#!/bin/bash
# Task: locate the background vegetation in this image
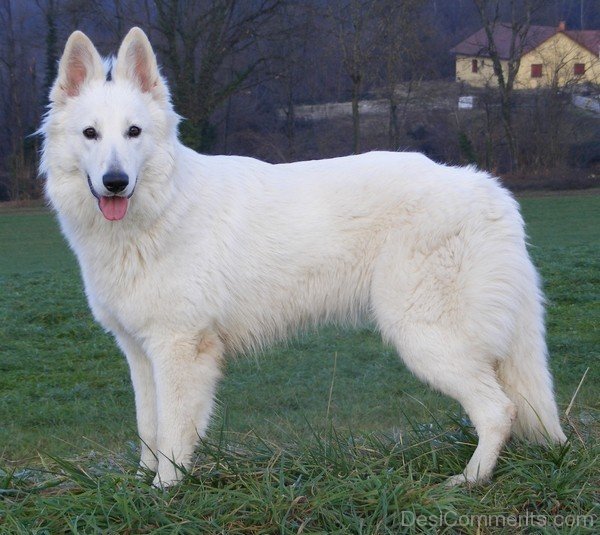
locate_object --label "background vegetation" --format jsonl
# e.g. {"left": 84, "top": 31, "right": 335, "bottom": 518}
{"left": 1, "top": 0, "right": 599, "bottom": 201}
{"left": 0, "top": 193, "right": 598, "bottom": 532}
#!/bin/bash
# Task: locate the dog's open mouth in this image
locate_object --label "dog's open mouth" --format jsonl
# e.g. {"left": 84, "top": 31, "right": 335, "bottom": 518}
{"left": 87, "top": 175, "right": 131, "bottom": 221}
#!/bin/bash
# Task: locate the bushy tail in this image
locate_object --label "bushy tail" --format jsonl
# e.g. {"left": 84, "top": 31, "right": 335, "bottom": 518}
{"left": 498, "top": 294, "right": 567, "bottom": 444}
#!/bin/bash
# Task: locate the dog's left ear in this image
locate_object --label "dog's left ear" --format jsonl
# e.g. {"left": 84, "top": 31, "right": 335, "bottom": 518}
{"left": 114, "top": 27, "right": 167, "bottom": 100}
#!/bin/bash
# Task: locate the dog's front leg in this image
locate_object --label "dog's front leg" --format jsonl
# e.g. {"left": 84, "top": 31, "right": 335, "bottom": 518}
{"left": 114, "top": 330, "right": 158, "bottom": 475}
{"left": 147, "top": 332, "right": 223, "bottom": 488}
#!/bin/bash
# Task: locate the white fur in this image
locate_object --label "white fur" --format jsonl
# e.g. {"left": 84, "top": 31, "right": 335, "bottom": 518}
{"left": 40, "top": 28, "right": 566, "bottom": 487}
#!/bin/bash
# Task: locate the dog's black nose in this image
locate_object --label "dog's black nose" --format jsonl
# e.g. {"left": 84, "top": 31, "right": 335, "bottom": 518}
{"left": 102, "top": 171, "right": 129, "bottom": 193}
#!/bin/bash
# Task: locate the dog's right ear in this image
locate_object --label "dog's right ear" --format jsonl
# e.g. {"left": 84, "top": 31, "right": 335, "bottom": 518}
{"left": 51, "top": 31, "right": 104, "bottom": 104}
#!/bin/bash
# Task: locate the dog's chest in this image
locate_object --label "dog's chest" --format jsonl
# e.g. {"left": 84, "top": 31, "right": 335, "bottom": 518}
{"left": 82, "top": 240, "right": 170, "bottom": 333}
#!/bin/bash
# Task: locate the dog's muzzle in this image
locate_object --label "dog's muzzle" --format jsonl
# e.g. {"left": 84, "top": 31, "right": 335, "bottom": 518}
{"left": 86, "top": 173, "right": 133, "bottom": 221}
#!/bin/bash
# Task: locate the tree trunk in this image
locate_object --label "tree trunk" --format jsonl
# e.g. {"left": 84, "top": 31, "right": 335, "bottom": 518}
{"left": 351, "top": 74, "right": 361, "bottom": 154}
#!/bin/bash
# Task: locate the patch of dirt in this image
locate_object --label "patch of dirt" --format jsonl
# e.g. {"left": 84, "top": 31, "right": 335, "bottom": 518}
{"left": 0, "top": 199, "right": 49, "bottom": 214}
{"left": 515, "top": 187, "right": 600, "bottom": 198}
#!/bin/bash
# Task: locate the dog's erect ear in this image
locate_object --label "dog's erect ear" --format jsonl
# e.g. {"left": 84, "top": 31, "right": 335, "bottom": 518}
{"left": 52, "top": 31, "right": 104, "bottom": 103}
{"left": 114, "top": 27, "right": 166, "bottom": 100}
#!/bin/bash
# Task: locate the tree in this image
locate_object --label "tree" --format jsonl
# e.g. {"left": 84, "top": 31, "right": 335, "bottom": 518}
{"left": 472, "top": 0, "right": 542, "bottom": 170}
{"left": 147, "top": 0, "right": 282, "bottom": 153}
{"left": 269, "top": 2, "right": 313, "bottom": 160}
{"left": 374, "top": 0, "right": 427, "bottom": 150}
{"left": 35, "top": 0, "right": 59, "bottom": 103}
{"left": 520, "top": 34, "right": 595, "bottom": 171}
{"left": 328, "top": 0, "right": 380, "bottom": 154}
{"left": 0, "top": 0, "right": 39, "bottom": 200}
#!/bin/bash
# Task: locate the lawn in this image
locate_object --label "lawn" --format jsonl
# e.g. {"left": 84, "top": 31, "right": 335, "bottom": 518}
{"left": 0, "top": 194, "right": 598, "bottom": 533}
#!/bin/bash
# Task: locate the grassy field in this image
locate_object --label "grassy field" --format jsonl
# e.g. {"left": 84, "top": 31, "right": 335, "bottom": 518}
{"left": 0, "top": 194, "right": 598, "bottom": 533}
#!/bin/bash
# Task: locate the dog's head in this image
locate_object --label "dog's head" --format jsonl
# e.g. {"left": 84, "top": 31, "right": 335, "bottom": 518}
{"left": 41, "top": 28, "right": 179, "bottom": 222}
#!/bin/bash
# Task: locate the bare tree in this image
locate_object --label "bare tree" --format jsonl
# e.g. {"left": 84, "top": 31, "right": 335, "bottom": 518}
{"left": 0, "top": 0, "right": 39, "bottom": 200}
{"left": 270, "top": 2, "right": 313, "bottom": 160}
{"left": 374, "top": 0, "right": 427, "bottom": 150}
{"left": 145, "top": 0, "right": 282, "bottom": 153}
{"left": 472, "top": 0, "right": 542, "bottom": 170}
{"left": 328, "top": 0, "right": 380, "bottom": 154}
{"left": 521, "top": 35, "right": 594, "bottom": 171}
{"left": 36, "top": 0, "right": 59, "bottom": 103}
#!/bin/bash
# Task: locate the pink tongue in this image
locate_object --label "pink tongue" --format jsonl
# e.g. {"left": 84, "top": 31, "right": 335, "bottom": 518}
{"left": 99, "top": 196, "right": 129, "bottom": 221}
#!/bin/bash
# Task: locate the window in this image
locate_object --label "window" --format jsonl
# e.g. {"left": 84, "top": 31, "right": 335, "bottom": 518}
{"left": 574, "top": 63, "right": 585, "bottom": 76}
{"left": 531, "top": 64, "right": 543, "bottom": 78}
{"left": 472, "top": 59, "right": 478, "bottom": 73}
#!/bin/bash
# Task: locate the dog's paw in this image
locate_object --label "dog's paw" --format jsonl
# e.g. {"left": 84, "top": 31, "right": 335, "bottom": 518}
{"left": 444, "top": 472, "right": 490, "bottom": 487}
{"left": 444, "top": 473, "right": 469, "bottom": 487}
{"left": 151, "top": 466, "right": 184, "bottom": 489}
{"left": 152, "top": 474, "right": 178, "bottom": 490}
{"left": 135, "top": 468, "right": 155, "bottom": 483}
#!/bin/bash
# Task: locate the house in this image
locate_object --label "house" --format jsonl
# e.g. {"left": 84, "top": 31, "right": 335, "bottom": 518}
{"left": 450, "top": 22, "right": 600, "bottom": 89}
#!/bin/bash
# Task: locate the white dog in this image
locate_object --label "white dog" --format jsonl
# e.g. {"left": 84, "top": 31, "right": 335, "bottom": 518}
{"left": 40, "top": 28, "right": 566, "bottom": 487}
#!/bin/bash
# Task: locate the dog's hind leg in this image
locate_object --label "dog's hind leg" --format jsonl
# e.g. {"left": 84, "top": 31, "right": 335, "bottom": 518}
{"left": 383, "top": 324, "right": 516, "bottom": 485}
{"left": 114, "top": 330, "right": 158, "bottom": 475}
{"left": 146, "top": 332, "right": 224, "bottom": 488}
{"left": 371, "top": 219, "right": 524, "bottom": 484}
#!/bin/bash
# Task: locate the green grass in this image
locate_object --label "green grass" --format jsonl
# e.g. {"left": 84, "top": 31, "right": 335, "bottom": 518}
{"left": 0, "top": 194, "right": 598, "bottom": 533}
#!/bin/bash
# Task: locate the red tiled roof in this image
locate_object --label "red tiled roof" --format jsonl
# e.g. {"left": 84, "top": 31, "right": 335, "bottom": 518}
{"left": 451, "top": 24, "right": 600, "bottom": 59}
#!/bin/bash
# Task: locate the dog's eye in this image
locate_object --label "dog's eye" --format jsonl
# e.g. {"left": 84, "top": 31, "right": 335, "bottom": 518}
{"left": 127, "top": 126, "right": 142, "bottom": 138}
{"left": 83, "top": 127, "right": 98, "bottom": 140}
